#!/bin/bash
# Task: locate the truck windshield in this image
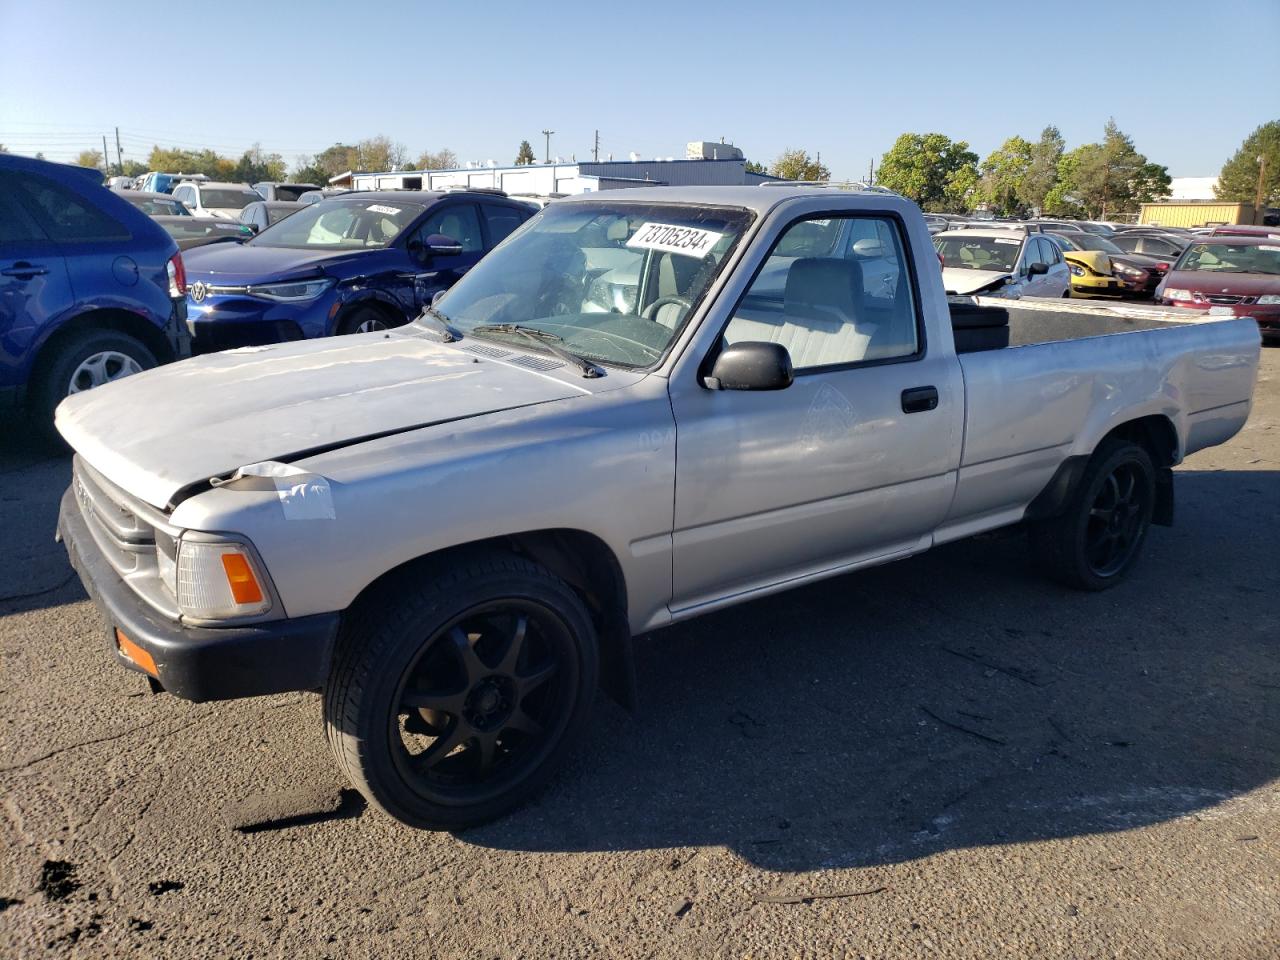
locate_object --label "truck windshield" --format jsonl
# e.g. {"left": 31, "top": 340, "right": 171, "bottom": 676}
{"left": 200, "top": 189, "right": 261, "bottom": 210}
{"left": 428, "top": 201, "right": 755, "bottom": 369}
{"left": 1178, "top": 242, "right": 1280, "bottom": 276}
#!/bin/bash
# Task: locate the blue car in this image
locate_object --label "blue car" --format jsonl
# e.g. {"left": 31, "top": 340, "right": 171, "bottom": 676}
{"left": 182, "top": 190, "right": 536, "bottom": 350}
{"left": 0, "top": 155, "right": 190, "bottom": 423}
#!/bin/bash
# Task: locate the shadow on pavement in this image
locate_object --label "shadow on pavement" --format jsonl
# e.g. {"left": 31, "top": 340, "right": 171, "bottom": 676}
{"left": 467, "top": 469, "right": 1280, "bottom": 870}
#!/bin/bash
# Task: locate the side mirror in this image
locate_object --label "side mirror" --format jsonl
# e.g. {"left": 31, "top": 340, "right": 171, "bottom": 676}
{"left": 1027, "top": 261, "right": 1049, "bottom": 276}
{"left": 426, "top": 233, "right": 463, "bottom": 256}
{"left": 706, "top": 341, "right": 793, "bottom": 391}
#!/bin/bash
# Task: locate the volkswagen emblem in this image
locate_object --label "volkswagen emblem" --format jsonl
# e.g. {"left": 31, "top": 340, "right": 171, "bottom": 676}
{"left": 191, "top": 281, "right": 208, "bottom": 303}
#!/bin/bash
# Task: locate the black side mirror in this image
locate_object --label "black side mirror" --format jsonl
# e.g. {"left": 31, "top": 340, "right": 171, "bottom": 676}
{"left": 1027, "top": 261, "right": 1049, "bottom": 276}
{"left": 706, "top": 341, "right": 793, "bottom": 391}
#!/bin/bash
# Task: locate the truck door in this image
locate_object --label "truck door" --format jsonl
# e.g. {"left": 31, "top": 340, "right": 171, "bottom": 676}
{"left": 667, "top": 212, "right": 964, "bottom": 611}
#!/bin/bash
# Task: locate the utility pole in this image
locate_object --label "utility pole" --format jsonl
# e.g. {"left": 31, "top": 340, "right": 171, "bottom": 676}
{"left": 593, "top": 129, "right": 599, "bottom": 163}
{"left": 868, "top": 157, "right": 875, "bottom": 184}
{"left": 541, "top": 129, "right": 554, "bottom": 164}
{"left": 102, "top": 135, "right": 110, "bottom": 174}
{"left": 115, "top": 127, "right": 123, "bottom": 174}
{"left": 1256, "top": 154, "right": 1268, "bottom": 224}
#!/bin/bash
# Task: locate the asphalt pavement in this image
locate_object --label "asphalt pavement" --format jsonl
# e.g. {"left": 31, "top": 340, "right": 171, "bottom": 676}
{"left": 1, "top": 349, "right": 1277, "bottom": 959}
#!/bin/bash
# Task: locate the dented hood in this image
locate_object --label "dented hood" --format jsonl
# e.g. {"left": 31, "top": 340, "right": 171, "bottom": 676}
{"left": 941, "top": 268, "right": 1012, "bottom": 296}
{"left": 55, "top": 331, "right": 604, "bottom": 509}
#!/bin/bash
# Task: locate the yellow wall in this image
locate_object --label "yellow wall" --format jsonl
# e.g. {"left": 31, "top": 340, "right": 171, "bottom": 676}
{"left": 1139, "top": 202, "right": 1254, "bottom": 227}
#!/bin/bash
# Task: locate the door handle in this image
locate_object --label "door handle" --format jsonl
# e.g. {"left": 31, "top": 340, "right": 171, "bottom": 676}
{"left": 901, "top": 386, "right": 939, "bottom": 414}
{"left": 1, "top": 263, "right": 48, "bottom": 279}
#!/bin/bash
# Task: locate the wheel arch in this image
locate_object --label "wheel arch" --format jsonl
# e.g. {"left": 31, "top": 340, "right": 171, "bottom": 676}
{"left": 331, "top": 293, "right": 409, "bottom": 335}
{"left": 29, "top": 307, "right": 174, "bottom": 399}
{"left": 1027, "top": 413, "right": 1179, "bottom": 527}
{"left": 344, "top": 528, "right": 636, "bottom": 710}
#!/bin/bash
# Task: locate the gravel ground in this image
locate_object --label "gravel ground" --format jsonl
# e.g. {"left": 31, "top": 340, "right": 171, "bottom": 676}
{"left": 1, "top": 348, "right": 1277, "bottom": 959}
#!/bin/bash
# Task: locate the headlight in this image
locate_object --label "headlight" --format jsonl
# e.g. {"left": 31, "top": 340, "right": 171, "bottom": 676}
{"left": 248, "top": 278, "right": 336, "bottom": 302}
{"left": 1069, "top": 264, "right": 1085, "bottom": 277}
{"left": 1111, "top": 263, "right": 1143, "bottom": 277}
{"left": 1257, "top": 294, "right": 1280, "bottom": 304}
{"left": 1162, "top": 288, "right": 1192, "bottom": 300}
{"left": 175, "top": 536, "right": 273, "bottom": 620}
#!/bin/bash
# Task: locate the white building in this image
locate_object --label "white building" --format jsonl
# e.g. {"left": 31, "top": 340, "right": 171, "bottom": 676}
{"left": 1168, "top": 177, "right": 1219, "bottom": 201}
{"left": 337, "top": 142, "right": 773, "bottom": 195}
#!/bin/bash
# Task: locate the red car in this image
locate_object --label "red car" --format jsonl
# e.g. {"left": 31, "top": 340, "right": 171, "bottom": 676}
{"left": 1156, "top": 236, "right": 1280, "bottom": 342}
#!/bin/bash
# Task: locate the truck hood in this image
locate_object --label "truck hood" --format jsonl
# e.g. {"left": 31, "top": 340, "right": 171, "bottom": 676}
{"left": 183, "top": 242, "right": 363, "bottom": 283}
{"left": 55, "top": 331, "right": 602, "bottom": 509}
{"left": 941, "top": 268, "right": 1012, "bottom": 296}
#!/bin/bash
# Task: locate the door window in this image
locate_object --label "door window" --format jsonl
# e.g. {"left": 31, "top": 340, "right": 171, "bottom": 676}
{"left": 480, "top": 203, "right": 526, "bottom": 247}
{"left": 418, "top": 203, "right": 483, "bottom": 253}
{"left": 0, "top": 186, "right": 48, "bottom": 243}
{"left": 722, "top": 214, "right": 920, "bottom": 370}
{"left": 12, "top": 173, "right": 129, "bottom": 241}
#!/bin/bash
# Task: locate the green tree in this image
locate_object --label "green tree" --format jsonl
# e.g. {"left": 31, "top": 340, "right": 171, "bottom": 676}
{"left": 232, "top": 143, "right": 288, "bottom": 183}
{"left": 975, "top": 135, "right": 1033, "bottom": 217}
{"left": 313, "top": 143, "right": 359, "bottom": 177}
{"left": 515, "top": 140, "right": 535, "bottom": 165}
{"left": 147, "top": 146, "right": 234, "bottom": 178}
{"left": 355, "top": 135, "right": 408, "bottom": 172}
{"left": 744, "top": 159, "right": 767, "bottom": 175}
{"left": 877, "top": 133, "right": 979, "bottom": 212}
{"left": 1053, "top": 120, "right": 1170, "bottom": 219}
{"left": 120, "top": 159, "right": 147, "bottom": 178}
{"left": 769, "top": 148, "right": 830, "bottom": 182}
{"left": 1020, "top": 125, "right": 1065, "bottom": 214}
{"left": 292, "top": 163, "right": 329, "bottom": 186}
{"left": 1215, "top": 120, "right": 1280, "bottom": 208}
{"left": 75, "top": 149, "right": 104, "bottom": 170}
{"left": 415, "top": 148, "right": 458, "bottom": 170}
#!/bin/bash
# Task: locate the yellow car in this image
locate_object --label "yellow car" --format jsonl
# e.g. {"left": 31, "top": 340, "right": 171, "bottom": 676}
{"left": 1045, "top": 234, "right": 1125, "bottom": 296}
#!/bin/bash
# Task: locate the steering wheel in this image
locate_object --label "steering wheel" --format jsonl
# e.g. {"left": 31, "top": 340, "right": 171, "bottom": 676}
{"left": 642, "top": 296, "right": 692, "bottom": 323}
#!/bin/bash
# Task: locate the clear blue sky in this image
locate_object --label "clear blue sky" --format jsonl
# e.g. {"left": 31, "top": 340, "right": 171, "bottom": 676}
{"left": 2, "top": 0, "right": 1277, "bottom": 178}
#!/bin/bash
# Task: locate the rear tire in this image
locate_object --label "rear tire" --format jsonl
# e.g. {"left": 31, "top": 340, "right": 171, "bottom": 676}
{"left": 324, "top": 553, "right": 599, "bottom": 829}
{"left": 32, "top": 328, "right": 157, "bottom": 426}
{"left": 1029, "top": 438, "right": 1155, "bottom": 591}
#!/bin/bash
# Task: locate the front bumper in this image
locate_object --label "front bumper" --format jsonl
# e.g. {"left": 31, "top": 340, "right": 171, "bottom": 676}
{"left": 58, "top": 487, "right": 340, "bottom": 702}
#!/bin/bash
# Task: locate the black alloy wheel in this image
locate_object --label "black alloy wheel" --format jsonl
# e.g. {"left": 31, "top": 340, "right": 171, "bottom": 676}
{"left": 391, "top": 601, "right": 576, "bottom": 804}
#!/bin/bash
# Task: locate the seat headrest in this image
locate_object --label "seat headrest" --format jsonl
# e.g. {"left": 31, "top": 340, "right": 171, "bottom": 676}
{"left": 785, "top": 258, "right": 864, "bottom": 321}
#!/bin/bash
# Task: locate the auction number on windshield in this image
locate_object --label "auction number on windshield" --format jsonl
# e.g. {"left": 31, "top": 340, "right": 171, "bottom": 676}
{"left": 627, "top": 222, "right": 723, "bottom": 258}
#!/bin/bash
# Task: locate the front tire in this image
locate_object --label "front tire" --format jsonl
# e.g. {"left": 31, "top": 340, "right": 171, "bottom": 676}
{"left": 324, "top": 554, "right": 599, "bottom": 829}
{"left": 1029, "top": 438, "right": 1156, "bottom": 591}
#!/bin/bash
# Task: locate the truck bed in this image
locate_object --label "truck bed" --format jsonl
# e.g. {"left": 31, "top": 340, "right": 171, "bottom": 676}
{"left": 953, "top": 295, "right": 1230, "bottom": 347}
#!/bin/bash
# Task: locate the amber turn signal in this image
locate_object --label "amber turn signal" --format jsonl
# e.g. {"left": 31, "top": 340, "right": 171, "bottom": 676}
{"left": 220, "top": 552, "right": 265, "bottom": 605}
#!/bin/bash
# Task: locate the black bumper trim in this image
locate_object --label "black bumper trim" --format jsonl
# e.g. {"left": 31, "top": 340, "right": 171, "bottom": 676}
{"left": 58, "top": 488, "right": 340, "bottom": 702}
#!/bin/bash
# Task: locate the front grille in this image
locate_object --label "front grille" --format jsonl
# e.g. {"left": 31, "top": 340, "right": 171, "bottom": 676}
{"left": 1205, "top": 294, "right": 1249, "bottom": 305}
{"left": 73, "top": 457, "right": 180, "bottom": 618}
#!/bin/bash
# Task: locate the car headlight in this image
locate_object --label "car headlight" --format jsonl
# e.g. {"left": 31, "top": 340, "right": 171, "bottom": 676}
{"left": 1257, "top": 294, "right": 1280, "bottom": 304}
{"left": 175, "top": 536, "right": 273, "bottom": 620}
{"left": 1069, "top": 264, "right": 1085, "bottom": 277}
{"left": 1162, "top": 288, "right": 1192, "bottom": 300}
{"left": 1111, "top": 263, "right": 1143, "bottom": 277}
{"left": 248, "top": 278, "right": 336, "bottom": 302}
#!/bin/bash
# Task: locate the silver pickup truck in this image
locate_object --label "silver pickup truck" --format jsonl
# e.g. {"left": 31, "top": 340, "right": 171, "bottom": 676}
{"left": 55, "top": 186, "right": 1261, "bottom": 829}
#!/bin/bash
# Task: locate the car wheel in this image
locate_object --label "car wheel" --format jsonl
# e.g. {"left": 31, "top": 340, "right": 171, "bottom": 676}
{"left": 324, "top": 553, "right": 599, "bottom": 829}
{"left": 1029, "top": 438, "right": 1156, "bottom": 591}
{"left": 34, "top": 329, "right": 157, "bottom": 425}
{"left": 337, "top": 305, "right": 400, "bottom": 335}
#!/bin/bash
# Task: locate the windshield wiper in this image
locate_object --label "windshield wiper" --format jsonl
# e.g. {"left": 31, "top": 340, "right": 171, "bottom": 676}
{"left": 470, "top": 323, "right": 603, "bottom": 379}
{"left": 418, "top": 305, "right": 459, "bottom": 342}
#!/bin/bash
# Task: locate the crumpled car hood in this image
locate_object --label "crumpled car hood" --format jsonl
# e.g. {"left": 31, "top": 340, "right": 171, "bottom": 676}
{"left": 55, "top": 331, "right": 603, "bottom": 509}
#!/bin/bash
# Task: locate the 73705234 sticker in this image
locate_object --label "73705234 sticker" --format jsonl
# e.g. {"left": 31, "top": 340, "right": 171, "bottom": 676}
{"left": 626, "top": 222, "right": 723, "bottom": 258}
